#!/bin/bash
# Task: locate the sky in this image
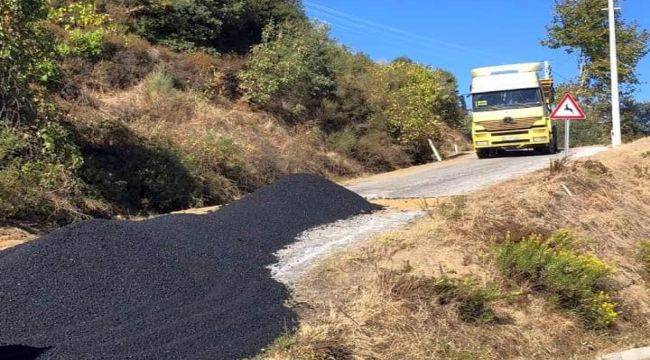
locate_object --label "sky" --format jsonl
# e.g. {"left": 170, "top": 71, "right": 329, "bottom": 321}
{"left": 304, "top": 0, "right": 650, "bottom": 102}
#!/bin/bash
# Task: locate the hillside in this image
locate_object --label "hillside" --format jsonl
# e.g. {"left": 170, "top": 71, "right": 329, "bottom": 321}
{"left": 265, "top": 138, "right": 650, "bottom": 359}
{"left": 1, "top": 0, "right": 469, "bottom": 228}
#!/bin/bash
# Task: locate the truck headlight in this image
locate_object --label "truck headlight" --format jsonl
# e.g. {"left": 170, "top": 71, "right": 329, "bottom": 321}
{"left": 475, "top": 141, "right": 489, "bottom": 146}
{"left": 533, "top": 137, "right": 547, "bottom": 142}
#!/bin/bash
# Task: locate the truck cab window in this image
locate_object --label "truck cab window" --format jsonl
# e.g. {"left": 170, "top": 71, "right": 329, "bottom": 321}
{"left": 473, "top": 88, "right": 541, "bottom": 111}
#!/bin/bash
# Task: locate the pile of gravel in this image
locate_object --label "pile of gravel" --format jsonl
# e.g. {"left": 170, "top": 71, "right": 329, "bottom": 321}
{"left": 0, "top": 174, "right": 378, "bottom": 360}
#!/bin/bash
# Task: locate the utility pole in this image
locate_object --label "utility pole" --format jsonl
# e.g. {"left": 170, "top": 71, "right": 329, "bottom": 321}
{"left": 607, "top": 0, "right": 622, "bottom": 147}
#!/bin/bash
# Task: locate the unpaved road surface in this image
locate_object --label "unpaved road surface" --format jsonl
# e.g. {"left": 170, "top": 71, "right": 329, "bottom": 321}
{"left": 346, "top": 146, "right": 607, "bottom": 199}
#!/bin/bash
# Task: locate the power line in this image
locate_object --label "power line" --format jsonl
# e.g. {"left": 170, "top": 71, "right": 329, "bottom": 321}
{"left": 305, "top": 1, "right": 507, "bottom": 62}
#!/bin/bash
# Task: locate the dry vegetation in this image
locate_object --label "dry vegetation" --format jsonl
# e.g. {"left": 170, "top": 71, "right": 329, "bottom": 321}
{"left": 265, "top": 138, "right": 650, "bottom": 360}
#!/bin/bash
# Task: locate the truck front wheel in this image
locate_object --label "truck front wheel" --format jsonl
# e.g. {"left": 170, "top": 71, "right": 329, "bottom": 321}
{"left": 476, "top": 148, "right": 491, "bottom": 159}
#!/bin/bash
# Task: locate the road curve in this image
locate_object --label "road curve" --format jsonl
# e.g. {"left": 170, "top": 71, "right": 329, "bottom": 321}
{"left": 346, "top": 146, "right": 608, "bottom": 199}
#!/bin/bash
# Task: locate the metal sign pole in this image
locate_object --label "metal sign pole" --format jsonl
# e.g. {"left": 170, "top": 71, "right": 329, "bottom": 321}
{"left": 564, "top": 119, "right": 570, "bottom": 156}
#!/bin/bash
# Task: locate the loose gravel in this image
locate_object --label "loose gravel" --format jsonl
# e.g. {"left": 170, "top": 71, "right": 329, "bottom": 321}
{"left": 0, "top": 174, "right": 378, "bottom": 360}
{"left": 269, "top": 210, "right": 424, "bottom": 286}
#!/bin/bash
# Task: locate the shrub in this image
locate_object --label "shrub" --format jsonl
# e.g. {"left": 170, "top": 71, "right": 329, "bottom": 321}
{"left": 0, "top": 122, "right": 84, "bottom": 222}
{"left": 58, "top": 28, "right": 107, "bottom": 59}
{"left": 130, "top": 0, "right": 304, "bottom": 53}
{"left": 431, "top": 276, "right": 500, "bottom": 323}
{"left": 91, "top": 34, "right": 154, "bottom": 89}
{"left": 48, "top": 1, "right": 110, "bottom": 30}
{"left": 239, "top": 21, "right": 338, "bottom": 121}
{"left": 144, "top": 68, "right": 175, "bottom": 96}
{"left": 352, "top": 130, "right": 411, "bottom": 171}
{"left": 369, "top": 60, "right": 463, "bottom": 144}
{"left": 75, "top": 120, "right": 201, "bottom": 213}
{"left": 496, "top": 230, "right": 617, "bottom": 328}
{"left": 1, "top": 0, "right": 57, "bottom": 124}
{"left": 327, "top": 128, "right": 356, "bottom": 155}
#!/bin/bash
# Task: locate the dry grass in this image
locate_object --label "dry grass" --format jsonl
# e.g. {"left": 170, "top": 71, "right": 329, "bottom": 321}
{"left": 265, "top": 138, "right": 650, "bottom": 360}
{"left": 81, "top": 76, "right": 365, "bottom": 206}
{"left": 0, "top": 227, "right": 38, "bottom": 250}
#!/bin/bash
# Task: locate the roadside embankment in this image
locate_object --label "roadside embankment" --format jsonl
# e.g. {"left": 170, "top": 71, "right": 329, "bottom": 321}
{"left": 264, "top": 138, "right": 650, "bottom": 360}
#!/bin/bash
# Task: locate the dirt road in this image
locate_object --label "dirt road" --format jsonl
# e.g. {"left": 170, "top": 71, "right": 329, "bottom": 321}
{"left": 346, "top": 146, "right": 607, "bottom": 199}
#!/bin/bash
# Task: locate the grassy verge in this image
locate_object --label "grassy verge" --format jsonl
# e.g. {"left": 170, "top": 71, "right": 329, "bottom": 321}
{"left": 264, "top": 138, "right": 650, "bottom": 360}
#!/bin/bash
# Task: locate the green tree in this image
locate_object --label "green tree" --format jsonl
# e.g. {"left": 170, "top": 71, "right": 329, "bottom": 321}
{"left": 543, "top": 0, "right": 648, "bottom": 94}
{"left": 239, "top": 20, "right": 338, "bottom": 121}
{"left": 369, "top": 60, "right": 463, "bottom": 144}
{"left": 130, "top": 0, "right": 304, "bottom": 53}
{"left": 0, "top": 0, "right": 57, "bottom": 124}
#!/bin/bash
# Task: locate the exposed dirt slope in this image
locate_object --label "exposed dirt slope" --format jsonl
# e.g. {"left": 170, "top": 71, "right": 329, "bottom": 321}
{"left": 266, "top": 138, "right": 650, "bottom": 360}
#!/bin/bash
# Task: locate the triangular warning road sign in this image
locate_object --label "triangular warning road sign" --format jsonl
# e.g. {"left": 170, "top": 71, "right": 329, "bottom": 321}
{"left": 551, "top": 93, "right": 586, "bottom": 120}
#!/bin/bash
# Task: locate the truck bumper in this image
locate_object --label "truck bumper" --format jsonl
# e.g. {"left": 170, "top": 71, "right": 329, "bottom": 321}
{"left": 472, "top": 127, "right": 551, "bottom": 149}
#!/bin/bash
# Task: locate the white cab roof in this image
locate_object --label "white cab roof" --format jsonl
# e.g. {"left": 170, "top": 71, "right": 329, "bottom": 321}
{"left": 471, "top": 62, "right": 548, "bottom": 94}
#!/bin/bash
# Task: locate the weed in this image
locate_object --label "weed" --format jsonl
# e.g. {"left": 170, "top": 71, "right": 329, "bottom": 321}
{"left": 437, "top": 196, "right": 467, "bottom": 220}
{"left": 431, "top": 276, "right": 500, "bottom": 323}
{"left": 496, "top": 230, "right": 617, "bottom": 328}
{"left": 633, "top": 164, "right": 649, "bottom": 179}
{"left": 582, "top": 160, "right": 609, "bottom": 176}
{"left": 639, "top": 240, "right": 650, "bottom": 271}
{"left": 549, "top": 156, "right": 568, "bottom": 175}
{"left": 144, "top": 68, "right": 175, "bottom": 96}
{"left": 327, "top": 128, "right": 356, "bottom": 155}
{"left": 58, "top": 28, "right": 106, "bottom": 59}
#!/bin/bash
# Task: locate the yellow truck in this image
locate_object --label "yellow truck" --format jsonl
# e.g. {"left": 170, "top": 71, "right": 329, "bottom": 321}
{"left": 470, "top": 62, "right": 558, "bottom": 158}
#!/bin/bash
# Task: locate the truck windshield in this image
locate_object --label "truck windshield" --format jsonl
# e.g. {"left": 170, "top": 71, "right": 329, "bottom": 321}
{"left": 473, "top": 88, "right": 541, "bottom": 111}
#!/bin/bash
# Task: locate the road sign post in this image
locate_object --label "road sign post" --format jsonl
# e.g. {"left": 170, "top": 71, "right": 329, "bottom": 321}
{"left": 564, "top": 119, "right": 570, "bottom": 156}
{"left": 550, "top": 93, "right": 586, "bottom": 157}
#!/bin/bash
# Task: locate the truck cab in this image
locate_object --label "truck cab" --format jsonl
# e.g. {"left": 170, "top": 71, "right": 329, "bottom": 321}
{"left": 470, "top": 62, "right": 557, "bottom": 158}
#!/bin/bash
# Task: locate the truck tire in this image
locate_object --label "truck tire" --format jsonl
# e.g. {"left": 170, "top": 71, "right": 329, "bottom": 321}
{"left": 476, "top": 148, "right": 491, "bottom": 159}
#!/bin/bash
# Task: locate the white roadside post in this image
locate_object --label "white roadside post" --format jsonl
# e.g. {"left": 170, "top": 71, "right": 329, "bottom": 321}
{"left": 551, "top": 93, "right": 586, "bottom": 156}
{"left": 607, "top": 0, "right": 622, "bottom": 147}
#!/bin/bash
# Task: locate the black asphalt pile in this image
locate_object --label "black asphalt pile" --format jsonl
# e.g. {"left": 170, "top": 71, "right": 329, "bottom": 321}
{"left": 0, "top": 174, "right": 378, "bottom": 360}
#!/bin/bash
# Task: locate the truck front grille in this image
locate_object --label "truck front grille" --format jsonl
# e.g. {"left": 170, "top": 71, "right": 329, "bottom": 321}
{"left": 477, "top": 117, "right": 540, "bottom": 131}
{"left": 492, "top": 139, "right": 530, "bottom": 145}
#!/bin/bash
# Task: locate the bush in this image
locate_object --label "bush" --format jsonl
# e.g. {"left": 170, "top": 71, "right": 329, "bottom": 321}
{"left": 1, "top": 0, "right": 58, "bottom": 124}
{"left": 327, "top": 128, "right": 356, "bottom": 155}
{"left": 431, "top": 276, "right": 500, "bottom": 323}
{"left": 48, "top": 1, "right": 110, "bottom": 30}
{"left": 239, "top": 21, "right": 337, "bottom": 121}
{"left": 130, "top": 0, "right": 304, "bottom": 53}
{"left": 91, "top": 34, "right": 154, "bottom": 89}
{"left": 58, "top": 28, "right": 107, "bottom": 59}
{"left": 369, "top": 60, "right": 463, "bottom": 144}
{"left": 75, "top": 120, "right": 201, "bottom": 213}
{"left": 352, "top": 130, "right": 411, "bottom": 171}
{"left": 496, "top": 230, "right": 617, "bottom": 328}
{"left": 144, "top": 68, "right": 175, "bottom": 96}
{"left": 0, "top": 123, "right": 84, "bottom": 222}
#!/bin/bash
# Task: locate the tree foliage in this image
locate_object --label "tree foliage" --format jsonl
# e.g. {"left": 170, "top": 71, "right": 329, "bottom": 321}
{"left": 370, "top": 60, "right": 462, "bottom": 143}
{"left": 130, "top": 0, "right": 305, "bottom": 53}
{"left": 543, "top": 0, "right": 649, "bottom": 93}
{"left": 239, "top": 21, "right": 337, "bottom": 120}
{"left": 0, "top": 0, "right": 57, "bottom": 124}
